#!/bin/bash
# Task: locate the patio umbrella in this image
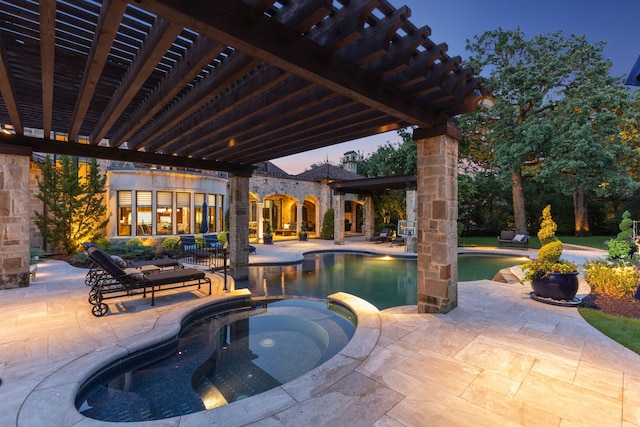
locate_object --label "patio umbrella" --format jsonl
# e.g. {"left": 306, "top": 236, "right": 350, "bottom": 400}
{"left": 199, "top": 201, "right": 209, "bottom": 233}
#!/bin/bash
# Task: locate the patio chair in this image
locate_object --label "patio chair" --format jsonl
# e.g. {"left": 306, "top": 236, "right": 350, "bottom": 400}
{"left": 83, "top": 243, "right": 211, "bottom": 317}
{"left": 204, "top": 234, "right": 223, "bottom": 250}
{"left": 370, "top": 228, "right": 391, "bottom": 243}
{"left": 178, "top": 235, "right": 212, "bottom": 263}
{"left": 390, "top": 235, "right": 405, "bottom": 246}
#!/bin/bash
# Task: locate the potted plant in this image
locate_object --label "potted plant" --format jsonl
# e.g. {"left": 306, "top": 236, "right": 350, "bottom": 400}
{"left": 299, "top": 221, "right": 308, "bottom": 241}
{"left": 263, "top": 221, "right": 273, "bottom": 244}
{"left": 521, "top": 205, "right": 579, "bottom": 302}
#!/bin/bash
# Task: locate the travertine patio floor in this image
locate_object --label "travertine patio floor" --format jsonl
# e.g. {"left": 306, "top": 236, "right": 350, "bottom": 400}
{"left": 1, "top": 237, "right": 639, "bottom": 426}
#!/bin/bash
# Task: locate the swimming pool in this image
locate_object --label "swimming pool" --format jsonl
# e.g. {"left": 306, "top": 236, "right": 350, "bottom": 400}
{"left": 75, "top": 298, "right": 356, "bottom": 422}
{"left": 239, "top": 252, "right": 528, "bottom": 309}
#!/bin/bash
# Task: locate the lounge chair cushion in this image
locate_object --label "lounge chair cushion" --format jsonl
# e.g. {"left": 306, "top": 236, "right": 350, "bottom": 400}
{"left": 111, "top": 255, "right": 127, "bottom": 268}
{"left": 123, "top": 267, "right": 144, "bottom": 279}
{"left": 513, "top": 233, "right": 527, "bottom": 242}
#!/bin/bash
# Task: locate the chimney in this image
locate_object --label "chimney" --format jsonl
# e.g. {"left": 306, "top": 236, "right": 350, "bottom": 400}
{"left": 342, "top": 151, "right": 358, "bottom": 173}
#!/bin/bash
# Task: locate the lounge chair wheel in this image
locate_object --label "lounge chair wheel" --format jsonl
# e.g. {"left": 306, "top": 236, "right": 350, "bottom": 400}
{"left": 88, "top": 292, "right": 103, "bottom": 305}
{"left": 92, "top": 303, "right": 109, "bottom": 317}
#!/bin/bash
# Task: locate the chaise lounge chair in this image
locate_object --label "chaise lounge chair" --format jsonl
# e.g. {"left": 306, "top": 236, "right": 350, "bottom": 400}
{"left": 370, "top": 228, "right": 391, "bottom": 243}
{"left": 83, "top": 243, "right": 211, "bottom": 317}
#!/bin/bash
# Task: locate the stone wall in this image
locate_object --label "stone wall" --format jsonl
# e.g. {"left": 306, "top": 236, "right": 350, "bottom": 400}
{"left": 0, "top": 154, "right": 31, "bottom": 289}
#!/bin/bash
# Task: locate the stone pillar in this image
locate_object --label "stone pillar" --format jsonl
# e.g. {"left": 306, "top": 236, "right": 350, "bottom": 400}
{"left": 414, "top": 123, "right": 461, "bottom": 313}
{"left": 333, "top": 192, "right": 345, "bottom": 245}
{"left": 296, "top": 203, "right": 303, "bottom": 234}
{"left": 256, "top": 202, "right": 264, "bottom": 240}
{"left": 406, "top": 188, "right": 417, "bottom": 224}
{"left": 364, "top": 196, "right": 374, "bottom": 240}
{"left": 229, "top": 174, "right": 250, "bottom": 280}
{"left": 0, "top": 153, "right": 31, "bottom": 289}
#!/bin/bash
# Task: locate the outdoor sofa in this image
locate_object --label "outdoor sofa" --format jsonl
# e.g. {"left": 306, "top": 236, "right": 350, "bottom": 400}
{"left": 497, "top": 230, "right": 529, "bottom": 249}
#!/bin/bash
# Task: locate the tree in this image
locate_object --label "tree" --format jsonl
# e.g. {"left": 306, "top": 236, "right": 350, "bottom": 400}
{"left": 462, "top": 29, "right": 627, "bottom": 233}
{"left": 35, "top": 156, "right": 109, "bottom": 254}
{"left": 539, "top": 63, "right": 640, "bottom": 235}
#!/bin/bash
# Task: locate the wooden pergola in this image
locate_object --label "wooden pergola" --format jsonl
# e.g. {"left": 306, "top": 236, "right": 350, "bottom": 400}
{"left": 0, "top": 0, "right": 487, "bottom": 168}
{"left": 0, "top": 0, "right": 489, "bottom": 313}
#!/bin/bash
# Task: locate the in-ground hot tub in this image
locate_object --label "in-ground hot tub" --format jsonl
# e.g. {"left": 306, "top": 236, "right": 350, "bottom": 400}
{"left": 76, "top": 298, "right": 356, "bottom": 422}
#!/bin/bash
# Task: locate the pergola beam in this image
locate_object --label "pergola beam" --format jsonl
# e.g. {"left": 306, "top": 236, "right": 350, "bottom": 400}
{"left": 0, "top": 134, "right": 255, "bottom": 175}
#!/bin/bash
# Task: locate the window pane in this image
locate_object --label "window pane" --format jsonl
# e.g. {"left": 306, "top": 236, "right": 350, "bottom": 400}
{"left": 156, "top": 191, "right": 173, "bottom": 235}
{"left": 217, "top": 194, "right": 224, "bottom": 231}
{"left": 176, "top": 192, "right": 190, "bottom": 206}
{"left": 176, "top": 192, "right": 190, "bottom": 234}
{"left": 117, "top": 191, "right": 132, "bottom": 236}
{"left": 195, "top": 193, "right": 205, "bottom": 232}
{"left": 136, "top": 191, "right": 152, "bottom": 236}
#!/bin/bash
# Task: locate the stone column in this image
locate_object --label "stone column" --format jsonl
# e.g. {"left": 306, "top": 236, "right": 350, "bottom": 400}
{"left": 296, "top": 203, "right": 303, "bottom": 235}
{"left": 333, "top": 192, "right": 345, "bottom": 245}
{"left": 364, "top": 196, "right": 374, "bottom": 240}
{"left": 0, "top": 153, "right": 31, "bottom": 289}
{"left": 413, "top": 123, "right": 461, "bottom": 313}
{"left": 256, "top": 202, "right": 264, "bottom": 240}
{"left": 406, "top": 188, "right": 417, "bottom": 224}
{"left": 229, "top": 174, "right": 250, "bottom": 280}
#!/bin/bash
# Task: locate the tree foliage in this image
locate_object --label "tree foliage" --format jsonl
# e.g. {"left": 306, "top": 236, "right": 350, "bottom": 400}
{"left": 358, "top": 128, "right": 417, "bottom": 177}
{"left": 35, "top": 156, "right": 109, "bottom": 254}
{"left": 461, "top": 28, "right": 640, "bottom": 234}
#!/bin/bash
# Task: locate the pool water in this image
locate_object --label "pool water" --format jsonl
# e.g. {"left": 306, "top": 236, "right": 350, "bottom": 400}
{"left": 76, "top": 298, "right": 356, "bottom": 422}
{"left": 239, "top": 252, "right": 528, "bottom": 310}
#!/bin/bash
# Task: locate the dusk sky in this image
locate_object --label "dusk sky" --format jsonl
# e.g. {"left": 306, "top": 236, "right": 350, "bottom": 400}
{"left": 271, "top": 0, "right": 638, "bottom": 174}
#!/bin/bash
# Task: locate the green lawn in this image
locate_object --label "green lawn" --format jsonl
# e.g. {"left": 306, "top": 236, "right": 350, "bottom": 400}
{"left": 578, "top": 308, "right": 640, "bottom": 355}
{"left": 459, "top": 235, "right": 613, "bottom": 250}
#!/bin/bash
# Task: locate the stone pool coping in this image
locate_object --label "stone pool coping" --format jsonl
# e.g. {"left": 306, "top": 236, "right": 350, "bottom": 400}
{"left": 18, "top": 290, "right": 380, "bottom": 426}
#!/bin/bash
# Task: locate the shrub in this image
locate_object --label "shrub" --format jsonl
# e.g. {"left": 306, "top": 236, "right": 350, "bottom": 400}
{"left": 537, "top": 240, "right": 563, "bottom": 264}
{"left": 162, "top": 237, "right": 178, "bottom": 253}
{"left": 537, "top": 205, "right": 558, "bottom": 245}
{"left": 321, "top": 209, "right": 334, "bottom": 240}
{"left": 617, "top": 210, "right": 633, "bottom": 240}
{"left": 217, "top": 232, "right": 227, "bottom": 248}
{"left": 69, "top": 251, "right": 90, "bottom": 267}
{"left": 583, "top": 259, "right": 639, "bottom": 298}
{"left": 108, "top": 239, "right": 156, "bottom": 261}
{"left": 264, "top": 222, "right": 272, "bottom": 238}
{"left": 607, "top": 238, "right": 632, "bottom": 259}
{"left": 126, "top": 238, "right": 144, "bottom": 247}
{"left": 520, "top": 205, "right": 577, "bottom": 284}
{"left": 94, "top": 237, "right": 111, "bottom": 250}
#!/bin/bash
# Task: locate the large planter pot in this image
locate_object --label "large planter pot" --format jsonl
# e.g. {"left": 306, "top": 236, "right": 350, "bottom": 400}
{"left": 531, "top": 272, "right": 579, "bottom": 302}
{"left": 263, "top": 236, "right": 273, "bottom": 245}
